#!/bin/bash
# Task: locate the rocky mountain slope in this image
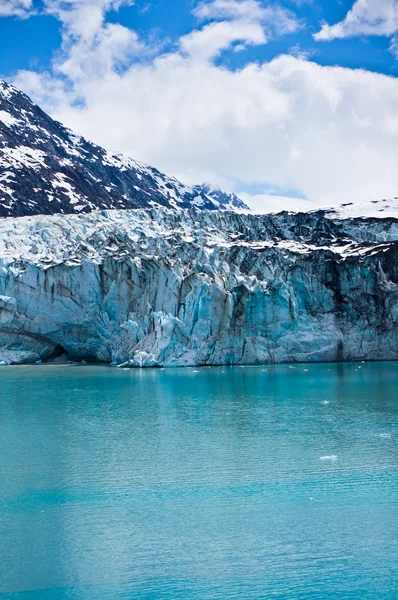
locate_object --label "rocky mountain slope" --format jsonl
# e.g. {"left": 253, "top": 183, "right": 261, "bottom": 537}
{"left": 0, "top": 79, "right": 248, "bottom": 217}
{"left": 0, "top": 208, "right": 397, "bottom": 366}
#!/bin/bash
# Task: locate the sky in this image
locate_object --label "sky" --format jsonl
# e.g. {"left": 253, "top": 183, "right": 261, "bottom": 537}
{"left": 1, "top": 0, "right": 398, "bottom": 211}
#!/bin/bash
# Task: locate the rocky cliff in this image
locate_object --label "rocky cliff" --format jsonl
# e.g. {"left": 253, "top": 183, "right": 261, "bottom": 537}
{"left": 0, "top": 79, "right": 248, "bottom": 217}
{"left": 0, "top": 209, "right": 397, "bottom": 366}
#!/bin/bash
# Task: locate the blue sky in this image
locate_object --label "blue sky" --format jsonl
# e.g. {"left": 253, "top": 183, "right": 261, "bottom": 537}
{"left": 1, "top": 0, "right": 398, "bottom": 211}
{"left": 1, "top": 1, "right": 398, "bottom": 77}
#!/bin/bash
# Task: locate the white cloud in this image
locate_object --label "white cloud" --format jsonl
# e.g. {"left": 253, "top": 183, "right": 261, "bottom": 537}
{"left": 194, "top": 0, "right": 266, "bottom": 22}
{"left": 43, "top": 0, "right": 135, "bottom": 39}
{"left": 314, "top": 0, "right": 398, "bottom": 41}
{"left": 238, "top": 193, "right": 317, "bottom": 213}
{"left": 288, "top": 43, "right": 315, "bottom": 60}
{"left": 58, "top": 22, "right": 143, "bottom": 81}
{"left": 194, "top": 0, "right": 301, "bottom": 37}
{"left": 180, "top": 20, "right": 266, "bottom": 60}
{"left": 8, "top": 0, "right": 398, "bottom": 212}
{"left": 181, "top": 1, "right": 300, "bottom": 62}
{"left": 0, "top": 0, "right": 33, "bottom": 18}
{"left": 38, "top": 1, "right": 143, "bottom": 81}
{"left": 390, "top": 33, "right": 398, "bottom": 57}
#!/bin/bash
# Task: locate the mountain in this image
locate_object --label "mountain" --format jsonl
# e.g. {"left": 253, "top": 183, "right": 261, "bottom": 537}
{"left": 192, "top": 183, "right": 248, "bottom": 211}
{"left": 0, "top": 79, "right": 249, "bottom": 217}
{"left": 1, "top": 208, "right": 397, "bottom": 366}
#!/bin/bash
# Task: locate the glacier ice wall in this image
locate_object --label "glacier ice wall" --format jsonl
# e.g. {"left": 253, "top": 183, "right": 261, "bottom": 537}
{"left": 0, "top": 209, "right": 398, "bottom": 366}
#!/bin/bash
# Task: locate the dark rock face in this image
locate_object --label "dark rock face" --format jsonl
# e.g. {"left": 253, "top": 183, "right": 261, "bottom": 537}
{"left": 0, "top": 79, "right": 248, "bottom": 217}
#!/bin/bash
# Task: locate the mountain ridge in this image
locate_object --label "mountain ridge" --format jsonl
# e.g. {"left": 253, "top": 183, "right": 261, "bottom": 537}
{"left": 0, "top": 79, "right": 249, "bottom": 218}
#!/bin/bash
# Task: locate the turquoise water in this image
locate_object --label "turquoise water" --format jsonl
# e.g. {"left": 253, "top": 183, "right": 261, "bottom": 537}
{"left": 0, "top": 363, "right": 397, "bottom": 599}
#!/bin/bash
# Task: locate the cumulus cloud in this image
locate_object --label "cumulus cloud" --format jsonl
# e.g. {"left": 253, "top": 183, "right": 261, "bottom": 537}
{"left": 180, "top": 1, "right": 300, "bottom": 62}
{"left": 58, "top": 22, "right": 144, "bottom": 81}
{"left": 194, "top": 0, "right": 301, "bottom": 37}
{"left": 39, "top": 0, "right": 143, "bottom": 81}
{"left": 43, "top": 0, "right": 135, "bottom": 37}
{"left": 0, "top": 0, "right": 33, "bottom": 18}
{"left": 314, "top": 0, "right": 398, "bottom": 41}
{"left": 7, "top": 0, "right": 398, "bottom": 211}
{"left": 180, "top": 20, "right": 266, "bottom": 59}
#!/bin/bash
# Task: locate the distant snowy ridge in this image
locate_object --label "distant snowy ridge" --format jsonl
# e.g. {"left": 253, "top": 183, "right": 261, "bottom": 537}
{"left": 0, "top": 208, "right": 397, "bottom": 366}
{"left": 0, "top": 79, "right": 248, "bottom": 217}
{"left": 318, "top": 196, "right": 398, "bottom": 220}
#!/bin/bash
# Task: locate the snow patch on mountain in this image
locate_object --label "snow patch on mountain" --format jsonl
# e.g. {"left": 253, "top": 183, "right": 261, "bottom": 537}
{"left": 0, "top": 110, "right": 20, "bottom": 127}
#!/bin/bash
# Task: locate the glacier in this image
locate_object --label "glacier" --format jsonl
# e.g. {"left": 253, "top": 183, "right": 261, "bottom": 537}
{"left": 0, "top": 208, "right": 397, "bottom": 367}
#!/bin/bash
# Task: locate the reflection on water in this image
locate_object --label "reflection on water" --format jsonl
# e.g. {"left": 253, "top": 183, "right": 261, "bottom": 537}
{"left": 0, "top": 362, "right": 397, "bottom": 599}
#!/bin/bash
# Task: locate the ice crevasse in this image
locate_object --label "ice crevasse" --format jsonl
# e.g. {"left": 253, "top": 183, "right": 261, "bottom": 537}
{"left": 0, "top": 208, "right": 397, "bottom": 366}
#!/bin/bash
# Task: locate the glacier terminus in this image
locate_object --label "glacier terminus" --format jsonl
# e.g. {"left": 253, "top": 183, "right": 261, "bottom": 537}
{"left": 0, "top": 208, "right": 397, "bottom": 367}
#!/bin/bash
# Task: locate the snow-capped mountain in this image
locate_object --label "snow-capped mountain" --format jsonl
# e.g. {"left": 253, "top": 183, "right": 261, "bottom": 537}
{"left": 192, "top": 183, "right": 248, "bottom": 211}
{"left": 0, "top": 79, "right": 248, "bottom": 217}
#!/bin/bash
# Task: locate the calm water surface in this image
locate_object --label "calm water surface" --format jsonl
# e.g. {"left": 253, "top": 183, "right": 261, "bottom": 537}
{"left": 0, "top": 363, "right": 397, "bottom": 599}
